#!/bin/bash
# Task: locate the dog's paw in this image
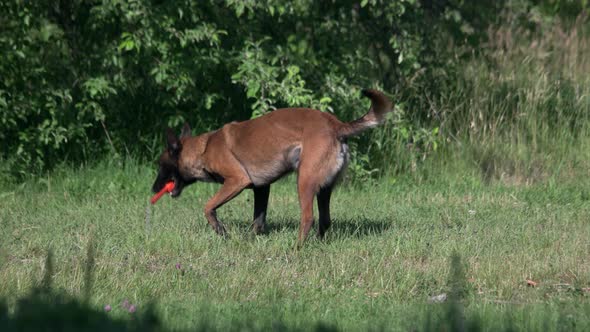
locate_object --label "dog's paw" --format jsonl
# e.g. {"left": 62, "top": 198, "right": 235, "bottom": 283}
{"left": 252, "top": 222, "right": 266, "bottom": 235}
{"left": 214, "top": 223, "right": 228, "bottom": 238}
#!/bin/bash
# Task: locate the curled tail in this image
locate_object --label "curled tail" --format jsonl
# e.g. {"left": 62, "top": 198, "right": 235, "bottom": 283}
{"left": 338, "top": 89, "right": 393, "bottom": 139}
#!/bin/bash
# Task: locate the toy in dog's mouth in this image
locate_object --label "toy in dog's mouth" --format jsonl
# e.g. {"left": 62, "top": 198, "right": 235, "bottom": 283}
{"left": 150, "top": 181, "right": 175, "bottom": 205}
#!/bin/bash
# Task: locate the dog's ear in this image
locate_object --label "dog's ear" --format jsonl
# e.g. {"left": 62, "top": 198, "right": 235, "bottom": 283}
{"left": 166, "top": 128, "right": 180, "bottom": 157}
{"left": 180, "top": 122, "right": 191, "bottom": 139}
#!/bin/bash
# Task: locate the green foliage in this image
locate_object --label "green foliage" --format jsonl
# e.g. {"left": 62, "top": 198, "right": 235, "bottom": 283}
{"left": 0, "top": 0, "right": 588, "bottom": 181}
{"left": 231, "top": 38, "right": 332, "bottom": 118}
{"left": 0, "top": 0, "right": 462, "bottom": 179}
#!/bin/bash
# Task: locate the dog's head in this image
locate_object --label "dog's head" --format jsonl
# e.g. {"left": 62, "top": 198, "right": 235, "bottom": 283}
{"left": 152, "top": 123, "right": 192, "bottom": 198}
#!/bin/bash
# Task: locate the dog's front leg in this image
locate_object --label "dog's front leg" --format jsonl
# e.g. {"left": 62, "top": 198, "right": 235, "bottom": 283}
{"left": 204, "top": 179, "right": 249, "bottom": 236}
{"left": 252, "top": 185, "right": 270, "bottom": 235}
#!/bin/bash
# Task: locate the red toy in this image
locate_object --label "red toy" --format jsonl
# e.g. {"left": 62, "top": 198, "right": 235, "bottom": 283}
{"left": 150, "top": 181, "right": 175, "bottom": 205}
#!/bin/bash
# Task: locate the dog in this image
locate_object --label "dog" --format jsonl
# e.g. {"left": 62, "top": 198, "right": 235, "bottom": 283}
{"left": 152, "top": 89, "right": 392, "bottom": 246}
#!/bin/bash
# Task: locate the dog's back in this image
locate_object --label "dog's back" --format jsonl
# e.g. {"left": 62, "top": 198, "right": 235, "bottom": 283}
{"left": 205, "top": 90, "right": 392, "bottom": 188}
{"left": 209, "top": 108, "right": 341, "bottom": 186}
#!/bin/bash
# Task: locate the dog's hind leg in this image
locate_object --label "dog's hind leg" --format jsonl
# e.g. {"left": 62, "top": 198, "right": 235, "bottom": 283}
{"left": 296, "top": 138, "right": 343, "bottom": 247}
{"left": 296, "top": 175, "right": 317, "bottom": 248}
{"left": 252, "top": 185, "right": 270, "bottom": 234}
{"left": 317, "top": 185, "right": 333, "bottom": 239}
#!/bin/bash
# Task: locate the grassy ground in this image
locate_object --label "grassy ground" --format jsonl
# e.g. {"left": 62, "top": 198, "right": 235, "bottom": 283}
{"left": 1, "top": 159, "right": 589, "bottom": 331}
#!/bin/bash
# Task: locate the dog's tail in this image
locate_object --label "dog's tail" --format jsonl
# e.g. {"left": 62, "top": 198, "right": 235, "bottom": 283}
{"left": 338, "top": 89, "right": 393, "bottom": 139}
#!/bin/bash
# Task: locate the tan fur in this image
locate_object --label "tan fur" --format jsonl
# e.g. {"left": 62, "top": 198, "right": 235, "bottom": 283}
{"left": 152, "top": 89, "right": 392, "bottom": 247}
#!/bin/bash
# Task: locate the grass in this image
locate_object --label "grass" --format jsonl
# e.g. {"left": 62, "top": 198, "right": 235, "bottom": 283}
{"left": 1, "top": 158, "right": 589, "bottom": 331}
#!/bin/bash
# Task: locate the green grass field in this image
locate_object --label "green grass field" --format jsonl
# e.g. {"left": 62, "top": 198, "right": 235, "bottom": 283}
{"left": 1, "top": 160, "right": 589, "bottom": 331}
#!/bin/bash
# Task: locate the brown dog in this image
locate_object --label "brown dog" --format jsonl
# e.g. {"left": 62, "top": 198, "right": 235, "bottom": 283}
{"left": 152, "top": 89, "right": 392, "bottom": 246}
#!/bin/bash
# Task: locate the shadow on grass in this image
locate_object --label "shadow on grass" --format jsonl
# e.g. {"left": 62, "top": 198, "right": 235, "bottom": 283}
{"left": 263, "top": 217, "right": 393, "bottom": 239}
{"left": 1, "top": 248, "right": 583, "bottom": 331}
{"left": 0, "top": 245, "right": 341, "bottom": 332}
{"left": 0, "top": 250, "right": 160, "bottom": 332}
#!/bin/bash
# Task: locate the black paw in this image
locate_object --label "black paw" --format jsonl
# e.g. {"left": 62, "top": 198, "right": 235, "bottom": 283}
{"left": 214, "top": 223, "right": 228, "bottom": 238}
{"left": 252, "top": 221, "right": 266, "bottom": 235}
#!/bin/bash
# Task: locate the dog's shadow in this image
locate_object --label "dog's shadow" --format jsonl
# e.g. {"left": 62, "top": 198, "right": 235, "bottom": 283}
{"left": 258, "top": 216, "right": 394, "bottom": 240}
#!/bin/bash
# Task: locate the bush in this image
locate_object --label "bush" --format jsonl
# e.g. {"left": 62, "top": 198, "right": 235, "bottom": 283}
{"left": 0, "top": 1, "right": 588, "bottom": 181}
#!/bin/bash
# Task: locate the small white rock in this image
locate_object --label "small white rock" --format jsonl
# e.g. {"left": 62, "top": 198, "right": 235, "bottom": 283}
{"left": 428, "top": 293, "right": 448, "bottom": 303}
